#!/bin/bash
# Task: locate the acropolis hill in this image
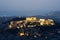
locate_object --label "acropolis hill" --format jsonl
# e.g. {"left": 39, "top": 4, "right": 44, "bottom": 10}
{"left": 9, "top": 16, "right": 55, "bottom": 29}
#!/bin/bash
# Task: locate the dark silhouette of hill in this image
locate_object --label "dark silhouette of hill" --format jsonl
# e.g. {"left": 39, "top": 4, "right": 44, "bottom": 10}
{"left": 47, "top": 11, "right": 60, "bottom": 23}
{"left": 47, "top": 11, "right": 60, "bottom": 18}
{"left": 0, "top": 12, "right": 60, "bottom": 40}
{"left": 36, "top": 11, "right": 60, "bottom": 22}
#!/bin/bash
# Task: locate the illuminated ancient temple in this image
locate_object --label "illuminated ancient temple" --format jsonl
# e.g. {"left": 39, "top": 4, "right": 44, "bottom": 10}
{"left": 9, "top": 16, "right": 55, "bottom": 29}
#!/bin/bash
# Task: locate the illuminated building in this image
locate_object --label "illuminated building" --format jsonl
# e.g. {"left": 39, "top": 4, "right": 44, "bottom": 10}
{"left": 9, "top": 25, "right": 12, "bottom": 28}
{"left": 19, "top": 32, "right": 24, "bottom": 36}
{"left": 39, "top": 19, "right": 45, "bottom": 26}
{"left": 9, "top": 17, "right": 26, "bottom": 29}
{"left": 39, "top": 19, "right": 55, "bottom": 26}
{"left": 47, "top": 19, "right": 55, "bottom": 25}
{"left": 26, "top": 16, "right": 37, "bottom": 22}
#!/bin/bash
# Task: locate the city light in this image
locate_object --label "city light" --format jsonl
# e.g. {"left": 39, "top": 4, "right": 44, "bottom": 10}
{"left": 19, "top": 32, "right": 24, "bottom": 36}
{"left": 9, "top": 17, "right": 55, "bottom": 29}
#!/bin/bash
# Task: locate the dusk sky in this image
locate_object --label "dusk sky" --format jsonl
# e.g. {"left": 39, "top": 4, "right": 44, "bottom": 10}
{"left": 0, "top": 0, "right": 60, "bottom": 16}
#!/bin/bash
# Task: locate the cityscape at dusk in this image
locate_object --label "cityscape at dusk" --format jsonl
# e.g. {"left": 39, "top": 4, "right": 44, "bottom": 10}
{"left": 0, "top": 0, "right": 60, "bottom": 40}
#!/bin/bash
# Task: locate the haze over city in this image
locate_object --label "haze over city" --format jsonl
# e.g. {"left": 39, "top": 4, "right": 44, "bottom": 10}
{"left": 0, "top": 0, "right": 60, "bottom": 16}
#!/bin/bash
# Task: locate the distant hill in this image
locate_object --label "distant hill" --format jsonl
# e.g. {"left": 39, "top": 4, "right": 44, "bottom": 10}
{"left": 35, "top": 11, "right": 60, "bottom": 23}
{"left": 47, "top": 11, "right": 60, "bottom": 18}
{"left": 46, "top": 11, "right": 60, "bottom": 22}
{"left": 0, "top": 10, "right": 49, "bottom": 16}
